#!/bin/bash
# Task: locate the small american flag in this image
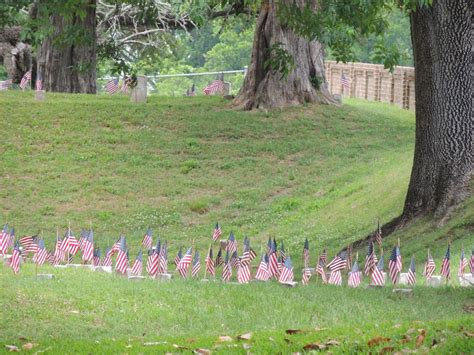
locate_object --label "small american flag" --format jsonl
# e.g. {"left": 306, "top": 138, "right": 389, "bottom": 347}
{"left": 226, "top": 232, "right": 237, "bottom": 254}
{"left": 34, "top": 238, "right": 48, "bottom": 266}
{"left": 177, "top": 248, "right": 192, "bottom": 278}
{"left": 346, "top": 244, "right": 353, "bottom": 271}
{"left": 205, "top": 246, "right": 215, "bottom": 277}
{"left": 115, "top": 236, "right": 128, "bottom": 274}
{"left": 215, "top": 246, "right": 223, "bottom": 267}
{"left": 458, "top": 248, "right": 469, "bottom": 277}
{"left": 108, "top": 237, "right": 121, "bottom": 257}
{"left": 203, "top": 80, "right": 224, "bottom": 95}
{"left": 93, "top": 248, "right": 101, "bottom": 266}
{"left": 407, "top": 256, "right": 416, "bottom": 286}
{"left": 255, "top": 254, "right": 270, "bottom": 281}
{"left": 222, "top": 251, "right": 232, "bottom": 282}
{"left": 374, "top": 220, "right": 382, "bottom": 248}
{"left": 82, "top": 229, "right": 94, "bottom": 263}
{"left": 102, "top": 248, "right": 112, "bottom": 267}
{"left": 371, "top": 254, "right": 385, "bottom": 286}
{"left": 158, "top": 241, "right": 168, "bottom": 274}
{"left": 19, "top": 235, "right": 35, "bottom": 255}
{"left": 174, "top": 247, "right": 182, "bottom": 267}
{"left": 301, "top": 267, "right": 312, "bottom": 285}
{"left": 147, "top": 240, "right": 160, "bottom": 276}
{"left": 142, "top": 227, "right": 153, "bottom": 250}
{"left": 131, "top": 250, "right": 143, "bottom": 276}
{"left": 279, "top": 240, "right": 286, "bottom": 262}
{"left": 105, "top": 79, "right": 119, "bottom": 94}
{"left": 78, "top": 229, "right": 87, "bottom": 251}
{"left": 61, "top": 228, "right": 79, "bottom": 255}
{"left": 47, "top": 251, "right": 55, "bottom": 265}
{"left": 423, "top": 250, "right": 436, "bottom": 279}
{"left": 237, "top": 262, "right": 251, "bottom": 284}
{"left": 266, "top": 238, "right": 272, "bottom": 255}
{"left": 230, "top": 251, "right": 239, "bottom": 269}
{"left": 54, "top": 237, "right": 65, "bottom": 264}
{"left": 7, "top": 227, "right": 15, "bottom": 250}
{"left": 19, "top": 71, "right": 31, "bottom": 90}
{"left": 278, "top": 256, "right": 294, "bottom": 283}
{"left": 364, "top": 241, "right": 377, "bottom": 276}
{"left": 212, "top": 223, "right": 222, "bottom": 242}
{"left": 388, "top": 246, "right": 402, "bottom": 284}
{"left": 191, "top": 251, "right": 201, "bottom": 278}
{"left": 320, "top": 249, "right": 327, "bottom": 266}
{"left": 327, "top": 251, "right": 347, "bottom": 272}
{"left": 36, "top": 75, "right": 42, "bottom": 91}
{"left": 316, "top": 257, "right": 327, "bottom": 283}
{"left": 0, "top": 79, "right": 12, "bottom": 90}
{"left": 0, "top": 223, "right": 9, "bottom": 255}
{"left": 10, "top": 241, "right": 21, "bottom": 274}
{"left": 348, "top": 260, "right": 362, "bottom": 288}
{"left": 440, "top": 245, "right": 450, "bottom": 279}
{"left": 340, "top": 73, "right": 351, "bottom": 89}
{"left": 328, "top": 270, "right": 342, "bottom": 286}
{"left": 268, "top": 239, "right": 280, "bottom": 279}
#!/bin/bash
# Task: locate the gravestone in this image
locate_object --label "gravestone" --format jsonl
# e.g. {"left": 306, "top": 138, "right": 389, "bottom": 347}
{"left": 398, "top": 273, "right": 409, "bottom": 285}
{"left": 280, "top": 281, "right": 298, "bottom": 288}
{"left": 54, "top": 265, "right": 67, "bottom": 269}
{"left": 223, "top": 82, "right": 231, "bottom": 96}
{"left": 130, "top": 75, "right": 147, "bottom": 103}
{"left": 426, "top": 275, "right": 443, "bottom": 287}
{"left": 459, "top": 274, "right": 474, "bottom": 287}
{"left": 35, "top": 90, "right": 45, "bottom": 101}
{"left": 156, "top": 273, "right": 172, "bottom": 281}
{"left": 128, "top": 276, "right": 145, "bottom": 281}
{"left": 94, "top": 266, "right": 112, "bottom": 273}
{"left": 393, "top": 288, "right": 413, "bottom": 295}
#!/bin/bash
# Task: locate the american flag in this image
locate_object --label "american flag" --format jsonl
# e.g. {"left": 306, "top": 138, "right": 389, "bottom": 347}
{"left": 243, "top": 236, "right": 256, "bottom": 261}
{"left": 458, "top": 248, "right": 469, "bottom": 277}
{"left": 340, "top": 73, "right": 351, "bottom": 89}
{"left": 158, "top": 241, "right": 168, "bottom": 274}
{"left": 147, "top": 240, "right": 160, "bottom": 276}
{"left": 54, "top": 236, "right": 65, "bottom": 264}
{"left": 364, "top": 241, "right": 377, "bottom": 275}
{"left": 174, "top": 247, "right": 182, "bottom": 267}
{"left": 19, "top": 70, "right": 31, "bottom": 90}
{"left": 105, "top": 79, "right": 119, "bottom": 94}
{"left": 215, "top": 246, "right": 223, "bottom": 267}
{"left": 374, "top": 220, "right": 382, "bottom": 248}
{"left": 255, "top": 254, "right": 270, "bottom": 281}
{"left": 320, "top": 249, "right": 327, "bottom": 266}
{"left": 328, "top": 270, "right": 342, "bottom": 286}
{"left": 115, "top": 236, "right": 128, "bottom": 274}
{"left": 346, "top": 244, "right": 353, "bottom": 271}
{"left": 407, "top": 256, "right": 416, "bottom": 286}
{"left": 316, "top": 257, "right": 327, "bottom": 283}
{"left": 177, "top": 248, "right": 192, "bottom": 278}
{"left": 191, "top": 251, "right": 201, "bottom": 278}
{"left": 278, "top": 256, "right": 294, "bottom": 283}
{"left": 301, "top": 267, "right": 312, "bottom": 285}
{"left": 81, "top": 229, "right": 94, "bottom": 263}
{"left": 226, "top": 232, "right": 237, "bottom": 254}
{"left": 78, "top": 229, "right": 87, "bottom": 251}
{"left": 268, "top": 239, "right": 280, "bottom": 279}
{"left": 7, "top": 227, "right": 14, "bottom": 249}
{"left": 327, "top": 251, "right": 347, "bottom": 272}
{"left": 36, "top": 75, "right": 42, "bottom": 91}
{"left": 19, "top": 235, "right": 36, "bottom": 255}
{"left": 371, "top": 254, "right": 385, "bottom": 286}
{"left": 230, "top": 251, "right": 239, "bottom": 269}
{"left": 142, "top": 227, "right": 153, "bottom": 250}
{"left": 203, "top": 79, "right": 224, "bottom": 95}
{"left": 348, "top": 260, "right": 362, "bottom": 288}
{"left": 240, "top": 243, "right": 251, "bottom": 266}
{"left": 237, "top": 262, "right": 251, "bottom": 284}
{"left": 61, "top": 229, "right": 79, "bottom": 255}
{"left": 222, "top": 251, "right": 232, "bottom": 281}
{"left": 205, "top": 246, "right": 215, "bottom": 277}
{"left": 0, "top": 223, "right": 9, "bottom": 255}
{"left": 279, "top": 240, "right": 286, "bottom": 262}
{"left": 108, "top": 237, "right": 121, "bottom": 257}
{"left": 212, "top": 223, "right": 222, "bottom": 242}
{"left": 34, "top": 238, "right": 48, "bottom": 266}
{"left": 93, "top": 248, "right": 101, "bottom": 267}
{"left": 388, "top": 246, "right": 402, "bottom": 284}
{"left": 131, "top": 250, "right": 143, "bottom": 276}
{"left": 102, "top": 248, "right": 112, "bottom": 267}
{"left": 266, "top": 238, "right": 272, "bottom": 254}
{"left": 423, "top": 250, "right": 436, "bottom": 279}
{"left": 47, "top": 251, "right": 55, "bottom": 265}
{"left": 10, "top": 241, "right": 21, "bottom": 274}
{"left": 440, "top": 245, "right": 450, "bottom": 279}
{"left": 0, "top": 79, "right": 12, "bottom": 90}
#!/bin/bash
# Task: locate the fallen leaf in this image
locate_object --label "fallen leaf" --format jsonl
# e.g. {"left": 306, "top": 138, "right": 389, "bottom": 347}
{"left": 400, "top": 335, "right": 411, "bottom": 344}
{"left": 463, "top": 331, "right": 474, "bottom": 337}
{"left": 23, "top": 342, "right": 34, "bottom": 350}
{"left": 415, "top": 334, "right": 425, "bottom": 347}
{"left": 286, "top": 329, "right": 303, "bottom": 335}
{"left": 380, "top": 346, "right": 395, "bottom": 354}
{"left": 5, "top": 345, "right": 19, "bottom": 352}
{"left": 237, "top": 333, "right": 252, "bottom": 340}
{"left": 303, "top": 342, "right": 326, "bottom": 351}
{"left": 194, "top": 348, "right": 211, "bottom": 354}
{"left": 218, "top": 336, "right": 233, "bottom": 342}
{"left": 325, "top": 340, "right": 340, "bottom": 346}
{"left": 368, "top": 337, "right": 391, "bottom": 347}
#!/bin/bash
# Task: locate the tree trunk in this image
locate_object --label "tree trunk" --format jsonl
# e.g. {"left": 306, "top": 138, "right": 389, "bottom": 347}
{"left": 37, "top": 0, "right": 97, "bottom": 93}
{"left": 0, "top": 27, "right": 33, "bottom": 86}
{"left": 401, "top": 0, "right": 472, "bottom": 224}
{"left": 232, "top": 0, "right": 337, "bottom": 110}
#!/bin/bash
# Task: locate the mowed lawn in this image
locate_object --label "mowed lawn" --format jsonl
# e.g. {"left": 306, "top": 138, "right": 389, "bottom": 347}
{"left": 0, "top": 92, "right": 473, "bottom": 353}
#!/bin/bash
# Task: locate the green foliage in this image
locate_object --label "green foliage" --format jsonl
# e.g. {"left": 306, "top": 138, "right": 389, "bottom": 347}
{"left": 264, "top": 43, "right": 296, "bottom": 79}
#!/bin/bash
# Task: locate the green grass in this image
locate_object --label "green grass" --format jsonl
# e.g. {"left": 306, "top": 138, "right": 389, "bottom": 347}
{"left": 0, "top": 91, "right": 473, "bottom": 353}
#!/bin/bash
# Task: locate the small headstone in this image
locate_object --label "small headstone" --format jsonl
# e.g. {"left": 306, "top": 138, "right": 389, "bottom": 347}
{"left": 37, "top": 274, "right": 55, "bottom": 280}
{"left": 156, "top": 273, "right": 172, "bottom": 281}
{"left": 398, "top": 273, "right": 409, "bottom": 285}
{"left": 280, "top": 281, "right": 298, "bottom": 288}
{"left": 54, "top": 265, "right": 67, "bottom": 269}
{"left": 130, "top": 75, "right": 147, "bottom": 103}
{"left": 128, "top": 276, "right": 145, "bottom": 281}
{"left": 426, "top": 275, "right": 443, "bottom": 287}
{"left": 392, "top": 288, "right": 413, "bottom": 295}
{"left": 35, "top": 90, "right": 45, "bottom": 101}
{"left": 223, "top": 82, "right": 231, "bottom": 96}
{"left": 459, "top": 274, "right": 474, "bottom": 287}
{"left": 94, "top": 266, "right": 112, "bottom": 273}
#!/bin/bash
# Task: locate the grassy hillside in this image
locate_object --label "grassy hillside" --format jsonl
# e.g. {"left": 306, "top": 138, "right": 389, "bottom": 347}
{"left": 0, "top": 92, "right": 472, "bottom": 353}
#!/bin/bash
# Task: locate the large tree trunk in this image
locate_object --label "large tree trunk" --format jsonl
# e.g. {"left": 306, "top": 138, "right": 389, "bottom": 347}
{"left": 0, "top": 27, "right": 33, "bottom": 86}
{"left": 401, "top": 0, "right": 472, "bottom": 224}
{"left": 36, "top": 0, "right": 97, "bottom": 93}
{"left": 232, "top": 0, "right": 336, "bottom": 110}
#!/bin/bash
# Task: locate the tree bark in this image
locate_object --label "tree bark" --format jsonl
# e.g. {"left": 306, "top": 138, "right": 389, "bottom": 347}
{"left": 399, "top": 0, "right": 473, "bottom": 225}
{"left": 232, "top": 0, "right": 337, "bottom": 110}
{"left": 36, "top": 0, "right": 97, "bottom": 93}
{"left": 0, "top": 27, "right": 33, "bottom": 85}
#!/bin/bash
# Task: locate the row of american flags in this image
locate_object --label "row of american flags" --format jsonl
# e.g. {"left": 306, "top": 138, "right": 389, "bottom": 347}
{"left": 1, "top": 222, "right": 472, "bottom": 286}
{"left": 0, "top": 71, "right": 42, "bottom": 91}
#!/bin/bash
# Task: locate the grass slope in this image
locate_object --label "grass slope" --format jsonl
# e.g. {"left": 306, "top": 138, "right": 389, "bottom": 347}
{"left": 0, "top": 92, "right": 473, "bottom": 353}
